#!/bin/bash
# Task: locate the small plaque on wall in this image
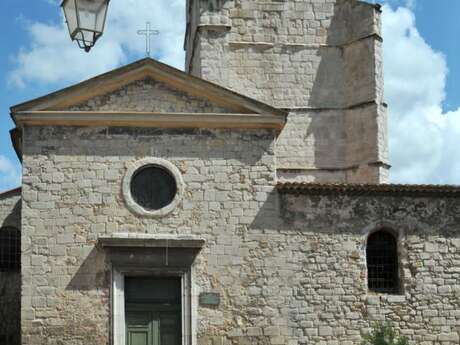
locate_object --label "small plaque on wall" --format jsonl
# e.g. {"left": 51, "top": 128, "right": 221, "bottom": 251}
{"left": 199, "top": 292, "right": 220, "bottom": 306}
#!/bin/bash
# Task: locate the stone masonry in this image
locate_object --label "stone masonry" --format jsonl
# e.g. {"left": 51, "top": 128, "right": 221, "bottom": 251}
{"left": 185, "top": 0, "right": 389, "bottom": 183}
{"left": 0, "top": 189, "right": 21, "bottom": 344}
{"left": 19, "top": 121, "right": 460, "bottom": 344}
{"left": 68, "top": 78, "right": 233, "bottom": 114}
{"left": 0, "top": 1, "right": 458, "bottom": 345}
{"left": 20, "top": 125, "right": 276, "bottom": 345}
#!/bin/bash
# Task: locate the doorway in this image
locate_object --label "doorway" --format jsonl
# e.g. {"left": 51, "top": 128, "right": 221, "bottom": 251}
{"left": 125, "top": 277, "right": 182, "bottom": 345}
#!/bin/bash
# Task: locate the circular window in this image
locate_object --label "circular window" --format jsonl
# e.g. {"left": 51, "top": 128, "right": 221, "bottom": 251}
{"left": 123, "top": 158, "right": 184, "bottom": 217}
{"left": 130, "top": 166, "right": 177, "bottom": 211}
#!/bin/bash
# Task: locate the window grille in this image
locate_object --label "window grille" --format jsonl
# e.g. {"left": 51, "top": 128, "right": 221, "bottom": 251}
{"left": 0, "top": 227, "right": 20, "bottom": 272}
{"left": 0, "top": 334, "right": 19, "bottom": 345}
{"left": 366, "top": 230, "right": 398, "bottom": 294}
{"left": 130, "top": 166, "right": 177, "bottom": 211}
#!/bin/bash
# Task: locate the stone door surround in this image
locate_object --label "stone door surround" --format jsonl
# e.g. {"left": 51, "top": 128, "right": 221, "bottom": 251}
{"left": 98, "top": 233, "right": 205, "bottom": 345}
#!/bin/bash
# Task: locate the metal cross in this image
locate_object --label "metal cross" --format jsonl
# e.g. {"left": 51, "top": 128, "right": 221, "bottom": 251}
{"left": 137, "top": 22, "right": 159, "bottom": 57}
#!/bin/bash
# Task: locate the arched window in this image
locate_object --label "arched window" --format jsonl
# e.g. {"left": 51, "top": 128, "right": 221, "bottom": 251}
{"left": 366, "top": 230, "right": 398, "bottom": 294}
{"left": 0, "top": 227, "right": 20, "bottom": 272}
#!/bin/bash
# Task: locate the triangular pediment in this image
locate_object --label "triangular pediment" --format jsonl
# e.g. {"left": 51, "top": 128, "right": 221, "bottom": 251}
{"left": 65, "top": 77, "right": 235, "bottom": 114}
{"left": 11, "top": 58, "right": 285, "bottom": 117}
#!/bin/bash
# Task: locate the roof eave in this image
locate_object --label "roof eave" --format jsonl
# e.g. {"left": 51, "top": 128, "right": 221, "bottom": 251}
{"left": 0, "top": 187, "right": 21, "bottom": 198}
{"left": 10, "top": 128, "right": 22, "bottom": 163}
{"left": 10, "top": 58, "right": 287, "bottom": 119}
{"left": 277, "top": 182, "right": 460, "bottom": 198}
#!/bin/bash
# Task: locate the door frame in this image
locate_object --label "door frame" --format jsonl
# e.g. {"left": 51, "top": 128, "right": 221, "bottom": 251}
{"left": 112, "top": 267, "right": 193, "bottom": 345}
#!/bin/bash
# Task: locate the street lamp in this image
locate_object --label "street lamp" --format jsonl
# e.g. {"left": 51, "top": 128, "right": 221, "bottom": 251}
{"left": 61, "top": 0, "right": 110, "bottom": 52}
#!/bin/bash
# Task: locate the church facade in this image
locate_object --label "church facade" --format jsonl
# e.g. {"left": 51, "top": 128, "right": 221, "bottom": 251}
{"left": 1, "top": 1, "right": 460, "bottom": 344}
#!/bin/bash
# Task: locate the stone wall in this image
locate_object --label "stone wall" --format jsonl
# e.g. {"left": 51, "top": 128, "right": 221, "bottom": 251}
{"left": 262, "top": 190, "right": 460, "bottom": 345}
{"left": 186, "top": 0, "right": 382, "bottom": 111}
{"left": 185, "top": 0, "right": 389, "bottom": 183}
{"left": 0, "top": 188, "right": 20, "bottom": 233}
{"left": 0, "top": 189, "right": 21, "bottom": 344}
{"left": 20, "top": 125, "right": 276, "bottom": 345}
{"left": 201, "top": 190, "right": 460, "bottom": 345}
{"left": 68, "top": 78, "right": 233, "bottom": 113}
{"left": 21, "top": 124, "right": 460, "bottom": 345}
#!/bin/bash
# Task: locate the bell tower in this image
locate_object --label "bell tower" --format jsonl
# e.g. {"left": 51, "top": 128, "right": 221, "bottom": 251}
{"left": 184, "top": 0, "right": 390, "bottom": 183}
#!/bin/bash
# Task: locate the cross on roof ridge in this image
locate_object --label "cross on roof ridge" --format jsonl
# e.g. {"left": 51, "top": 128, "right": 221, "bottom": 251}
{"left": 137, "top": 21, "right": 159, "bottom": 57}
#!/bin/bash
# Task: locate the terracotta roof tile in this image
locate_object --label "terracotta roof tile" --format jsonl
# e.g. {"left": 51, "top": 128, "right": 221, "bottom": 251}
{"left": 276, "top": 182, "right": 460, "bottom": 197}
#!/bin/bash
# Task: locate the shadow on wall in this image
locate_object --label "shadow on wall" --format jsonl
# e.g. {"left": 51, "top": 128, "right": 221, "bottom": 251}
{"left": 0, "top": 272, "right": 21, "bottom": 345}
{"left": 250, "top": 190, "right": 460, "bottom": 237}
{"left": 24, "top": 127, "right": 274, "bottom": 167}
{"left": 1, "top": 200, "right": 21, "bottom": 229}
{"left": 204, "top": 0, "right": 228, "bottom": 12}
{"left": 249, "top": 189, "right": 350, "bottom": 232}
{"left": 66, "top": 246, "right": 109, "bottom": 291}
{"left": 307, "top": 0, "right": 376, "bottom": 171}
{"left": 0, "top": 199, "right": 21, "bottom": 345}
{"left": 40, "top": 246, "right": 110, "bottom": 344}
{"left": 309, "top": 0, "right": 350, "bottom": 109}
{"left": 306, "top": 1, "right": 348, "bottom": 171}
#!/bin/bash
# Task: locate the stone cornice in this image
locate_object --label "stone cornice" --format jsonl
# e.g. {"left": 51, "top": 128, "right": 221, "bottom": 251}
{"left": 98, "top": 233, "right": 206, "bottom": 249}
{"left": 13, "top": 111, "right": 285, "bottom": 130}
{"left": 282, "top": 100, "right": 387, "bottom": 113}
{"left": 197, "top": 24, "right": 231, "bottom": 32}
{"left": 277, "top": 160, "right": 391, "bottom": 174}
{"left": 227, "top": 33, "right": 382, "bottom": 51}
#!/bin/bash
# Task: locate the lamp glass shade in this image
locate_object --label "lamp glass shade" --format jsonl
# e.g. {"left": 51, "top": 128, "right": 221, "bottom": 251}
{"left": 61, "top": 0, "right": 109, "bottom": 52}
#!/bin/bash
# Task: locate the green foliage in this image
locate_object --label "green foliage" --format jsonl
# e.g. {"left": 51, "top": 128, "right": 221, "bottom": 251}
{"left": 361, "top": 323, "right": 410, "bottom": 345}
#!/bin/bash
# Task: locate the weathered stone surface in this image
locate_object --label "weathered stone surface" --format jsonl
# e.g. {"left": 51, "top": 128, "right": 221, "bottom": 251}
{"left": 18, "top": 124, "right": 460, "bottom": 344}
{"left": 0, "top": 189, "right": 21, "bottom": 344}
{"left": 68, "top": 78, "right": 233, "bottom": 114}
{"left": 4, "top": 2, "right": 458, "bottom": 345}
{"left": 185, "top": 0, "right": 388, "bottom": 182}
{"left": 21, "top": 126, "right": 276, "bottom": 345}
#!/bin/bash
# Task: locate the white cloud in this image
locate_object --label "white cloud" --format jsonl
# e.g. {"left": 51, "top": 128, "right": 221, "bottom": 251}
{"left": 373, "top": 0, "right": 416, "bottom": 10}
{"left": 0, "top": 156, "right": 21, "bottom": 192}
{"left": 383, "top": 5, "right": 460, "bottom": 184}
{"left": 9, "top": 0, "right": 185, "bottom": 87}
{"left": 405, "top": 0, "right": 416, "bottom": 9}
{"left": 9, "top": 1, "right": 460, "bottom": 185}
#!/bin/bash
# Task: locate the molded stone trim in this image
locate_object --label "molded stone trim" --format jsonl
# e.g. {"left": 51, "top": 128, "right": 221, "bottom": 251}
{"left": 197, "top": 24, "right": 231, "bottom": 32}
{"left": 112, "top": 268, "right": 125, "bottom": 345}
{"left": 99, "top": 233, "right": 206, "bottom": 249}
{"left": 122, "top": 158, "right": 185, "bottom": 218}
{"left": 112, "top": 267, "right": 194, "bottom": 345}
{"left": 13, "top": 111, "right": 285, "bottom": 130}
{"left": 227, "top": 33, "right": 382, "bottom": 51}
{"left": 10, "top": 58, "right": 286, "bottom": 118}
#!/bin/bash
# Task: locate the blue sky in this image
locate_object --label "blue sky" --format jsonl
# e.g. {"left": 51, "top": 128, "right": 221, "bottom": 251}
{"left": 1, "top": 0, "right": 459, "bottom": 191}
{"left": 409, "top": 1, "right": 460, "bottom": 112}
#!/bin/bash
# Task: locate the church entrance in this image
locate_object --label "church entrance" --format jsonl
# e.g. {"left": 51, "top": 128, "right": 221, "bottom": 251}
{"left": 125, "top": 276, "right": 182, "bottom": 345}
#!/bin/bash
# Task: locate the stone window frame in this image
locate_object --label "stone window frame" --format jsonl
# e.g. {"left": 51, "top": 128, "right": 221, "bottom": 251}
{"left": 363, "top": 224, "right": 406, "bottom": 296}
{"left": 122, "top": 158, "right": 185, "bottom": 217}
{"left": 112, "top": 266, "right": 194, "bottom": 345}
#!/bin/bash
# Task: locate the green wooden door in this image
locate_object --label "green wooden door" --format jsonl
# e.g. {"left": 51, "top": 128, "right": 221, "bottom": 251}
{"left": 126, "top": 310, "right": 158, "bottom": 345}
{"left": 158, "top": 311, "right": 181, "bottom": 345}
{"left": 126, "top": 307, "right": 181, "bottom": 345}
{"left": 125, "top": 277, "right": 181, "bottom": 345}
